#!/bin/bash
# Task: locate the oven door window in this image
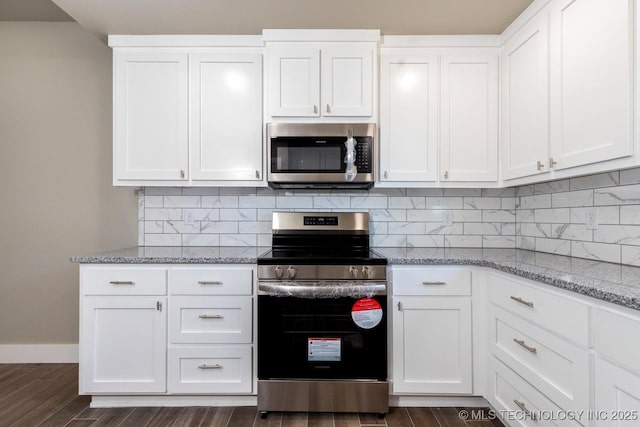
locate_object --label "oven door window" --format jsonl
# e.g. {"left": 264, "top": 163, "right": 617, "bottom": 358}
{"left": 271, "top": 137, "right": 346, "bottom": 173}
{"left": 258, "top": 296, "right": 387, "bottom": 381}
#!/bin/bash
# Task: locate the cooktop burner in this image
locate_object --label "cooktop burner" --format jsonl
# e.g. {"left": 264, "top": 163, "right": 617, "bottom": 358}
{"left": 257, "top": 248, "right": 387, "bottom": 265}
{"left": 257, "top": 212, "right": 387, "bottom": 266}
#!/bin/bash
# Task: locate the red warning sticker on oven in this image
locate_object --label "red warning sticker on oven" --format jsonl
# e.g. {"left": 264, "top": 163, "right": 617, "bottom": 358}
{"left": 351, "top": 298, "right": 383, "bottom": 329}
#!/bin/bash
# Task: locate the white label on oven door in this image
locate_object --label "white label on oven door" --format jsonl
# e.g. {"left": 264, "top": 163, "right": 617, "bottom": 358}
{"left": 308, "top": 338, "right": 341, "bottom": 362}
{"left": 351, "top": 298, "right": 383, "bottom": 329}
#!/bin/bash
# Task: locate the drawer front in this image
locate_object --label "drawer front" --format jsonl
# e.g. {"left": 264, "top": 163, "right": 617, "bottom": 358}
{"left": 167, "top": 346, "right": 252, "bottom": 394}
{"left": 489, "top": 305, "right": 590, "bottom": 414}
{"left": 489, "top": 356, "right": 581, "bottom": 427}
{"left": 169, "top": 296, "right": 252, "bottom": 344}
{"left": 169, "top": 267, "right": 253, "bottom": 295}
{"left": 392, "top": 267, "right": 471, "bottom": 296}
{"left": 594, "top": 308, "right": 640, "bottom": 374}
{"left": 82, "top": 266, "right": 167, "bottom": 295}
{"left": 487, "top": 272, "right": 589, "bottom": 346}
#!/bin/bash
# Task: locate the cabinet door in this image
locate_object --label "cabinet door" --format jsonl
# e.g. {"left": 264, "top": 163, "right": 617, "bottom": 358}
{"left": 595, "top": 358, "right": 640, "bottom": 426}
{"left": 379, "top": 53, "right": 438, "bottom": 182}
{"left": 321, "top": 46, "right": 373, "bottom": 117}
{"left": 392, "top": 297, "right": 472, "bottom": 394}
{"left": 502, "top": 11, "right": 551, "bottom": 180}
{"left": 440, "top": 54, "right": 498, "bottom": 182}
{"left": 80, "top": 296, "right": 167, "bottom": 393}
{"left": 549, "top": 0, "right": 633, "bottom": 170}
{"left": 113, "top": 52, "right": 188, "bottom": 181}
{"left": 268, "top": 47, "right": 320, "bottom": 117}
{"left": 190, "top": 53, "right": 263, "bottom": 181}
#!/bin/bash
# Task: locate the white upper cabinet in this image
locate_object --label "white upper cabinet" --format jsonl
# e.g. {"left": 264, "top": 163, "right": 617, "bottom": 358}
{"left": 321, "top": 46, "right": 374, "bottom": 117}
{"left": 113, "top": 51, "right": 189, "bottom": 182}
{"left": 549, "top": 0, "right": 634, "bottom": 171}
{"left": 268, "top": 45, "right": 374, "bottom": 118}
{"left": 440, "top": 53, "right": 499, "bottom": 183}
{"left": 190, "top": 53, "right": 263, "bottom": 181}
{"left": 268, "top": 47, "right": 321, "bottom": 117}
{"left": 109, "top": 36, "right": 265, "bottom": 186}
{"left": 379, "top": 53, "right": 439, "bottom": 182}
{"left": 501, "top": 10, "right": 551, "bottom": 180}
{"left": 379, "top": 44, "right": 499, "bottom": 186}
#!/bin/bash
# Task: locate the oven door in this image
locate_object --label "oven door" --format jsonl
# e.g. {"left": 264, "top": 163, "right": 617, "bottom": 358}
{"left": 257, "top": 283, "right": 387, "bottom": 381}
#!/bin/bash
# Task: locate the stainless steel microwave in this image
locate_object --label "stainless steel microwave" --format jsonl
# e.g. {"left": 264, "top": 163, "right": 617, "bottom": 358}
{"left": 267, "top": 123, "right": 376, "bottom": 189}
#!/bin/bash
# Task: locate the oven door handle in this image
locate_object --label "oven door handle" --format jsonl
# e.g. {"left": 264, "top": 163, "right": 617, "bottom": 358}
{"left": 258, "top": 281, "right": 386, "bottom": 297}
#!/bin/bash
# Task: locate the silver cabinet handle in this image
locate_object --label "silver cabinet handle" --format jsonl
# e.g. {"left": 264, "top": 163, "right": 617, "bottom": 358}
{"left": 443, "top": 171, "right": 449, "bottom": 179}
{"left": 422, "top": 281, "right": 446, "bottom": 285}
{"left": 110, "top": 281, "right": 134, "bottom": 285}
{"left": 326, "top": 104, "right": 331, "bottom": 113}
{"left": 156, "top": 301, "right": 162, "bottom": 312}
{"left": 537, "top": 160, "right": 544, "bottom": 171}
{"left": 199, "top": 314, "right": 224, "bottom": 319}
{"left": 198, "top": 281, "right": 223, "bottom": 285}
{"left": 514, "top": 399, "right": 537, "bottom": 420}
{"left": 397, "top": 301, "right": 403, "bottom": 311}
{"left": 383, "top": 171, "right": 389, "bottom": 180}
{"left": 549, "top": 157, "right": 557, "bottom": 169}
{"left": 198, "top": 364, "right": 222, "bottom": 369}
{"left": 255, "top": 170, "right": 260, "bottom": 179}
{"left": 313, "top": 105, "right": 318, "bottom": 114}
{"left": 513, "top": 338, "right": 537, "bottom": 354}
{"left": 180, "top": 169, "right": 185, "bottom": 179}
{"left": 510, "top": 296, "right": 534, "bottom": 308}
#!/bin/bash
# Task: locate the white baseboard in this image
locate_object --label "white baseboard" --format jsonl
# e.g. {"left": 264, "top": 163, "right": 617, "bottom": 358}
{"left": 90, "top": 395, "right": 258, "bottom": 408}
{"left": 390, "top": 395, "right": 489, "bottom": 407}
{"left": 0, "top": 344, "right": 79, "bottom": 363}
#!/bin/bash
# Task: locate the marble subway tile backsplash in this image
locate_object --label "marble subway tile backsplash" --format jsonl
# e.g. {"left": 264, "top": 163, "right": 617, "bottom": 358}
{"left": 137, "top": 166, "right": 640, "bottom": 267}
{"left": 515, "top": 167, "right": 640, "bottom": 266}
{"left": 138, "top": 187, "right": 517, "bottom": 250}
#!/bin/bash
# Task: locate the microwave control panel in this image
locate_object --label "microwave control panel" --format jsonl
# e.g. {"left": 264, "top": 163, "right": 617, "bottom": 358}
{"left": 355, "top": 138, "right": 372, "bottom": 173}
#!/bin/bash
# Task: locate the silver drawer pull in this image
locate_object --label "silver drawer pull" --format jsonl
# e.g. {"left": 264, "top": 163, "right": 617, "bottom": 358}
{"left": 109, "top": 281, "right": 134, "bottom": 285}
{"left": 199, "top": 314, "right": 224, "bottom": 319}
{"left": 198, "top": 281, "right": 223, "bottom": 285}
{"left": 513, "top": 338, "right": 537, "bottom": 354}
{"left": 514, "top": 399, "right": 537, "bottom": 420}
{"left": 422, "top": 281, "right": 446, "bottom": 285}
{"left": 510, "top": 296, "right": 534, "bottom": 308}
{"left": 198, "top": 364, "right": 222, "bottom": 369}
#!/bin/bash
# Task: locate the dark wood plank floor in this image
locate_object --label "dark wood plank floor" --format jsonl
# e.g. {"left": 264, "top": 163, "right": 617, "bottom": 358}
{"left": 0, "top": 364, "right": 504, "bottom": 427}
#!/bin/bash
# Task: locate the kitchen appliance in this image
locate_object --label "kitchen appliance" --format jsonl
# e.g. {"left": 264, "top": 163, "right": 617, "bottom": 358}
{"left": 267, "top": 123, "right": 376, "bottom": 189}
{"left": 257, "top": 211, "right": 388, "bottom": 417}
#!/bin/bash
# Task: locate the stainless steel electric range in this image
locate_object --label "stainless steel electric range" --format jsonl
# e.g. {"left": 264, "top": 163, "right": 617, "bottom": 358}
{"left": 257, "top": 211, "right": 388, "bottom": 418}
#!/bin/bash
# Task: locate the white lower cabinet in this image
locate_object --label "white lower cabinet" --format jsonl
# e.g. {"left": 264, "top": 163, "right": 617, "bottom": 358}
{"left": 80, "top": 264, "right": 255, "bottom": 397}
{"left": 80, "top": 296, "right": 167, "bottom": 394}
{"left": 391, "top": 266, "right": 473, "bottom": 394}
{"left": 595, "top": 358, "right": 640, "bottom": 426}
{"left": 167, "top": 346, "right": 252, "bottom": 394}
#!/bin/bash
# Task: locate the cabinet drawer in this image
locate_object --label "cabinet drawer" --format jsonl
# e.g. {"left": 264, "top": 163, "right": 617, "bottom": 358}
{"left": 167, "top": 346, "right": 252, "bottom": 394}
{"left": 169, "top": 267, "right": 253, "bottom": 295}
{"left": 489, "top": 356, "right": 581, "bottom": 427}
{"left": 392, "top": 267, "right": 471, "bottom": 296}
{"left": 169, "top": 296, "right": 252, "bottom": 344}
{"left": 594, "top": 308, "right": 640, "bottom": 374}
{"left": 489, "top": 305, "right": 590, "bottom": 414}
{"left": 487, "top": 272, "right": 589, "bottom": 346}
{"left": 82, "top": 266, "right": 167, "bottom": 295}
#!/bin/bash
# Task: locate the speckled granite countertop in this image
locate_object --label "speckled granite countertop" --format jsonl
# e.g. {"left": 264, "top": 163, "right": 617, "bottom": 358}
{"left": 70, "top": 246, "right": 269, "bottom": 264}
{"left": 72, "top": 247, "right": 640, "bottom": 310}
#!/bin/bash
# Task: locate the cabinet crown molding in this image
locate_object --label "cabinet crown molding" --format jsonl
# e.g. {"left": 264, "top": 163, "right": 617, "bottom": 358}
{"left": 262, "top": 29, "right": 380, "bottom": 43}
{"left": 108, "top": 35, "right": 265, "bottom": 48}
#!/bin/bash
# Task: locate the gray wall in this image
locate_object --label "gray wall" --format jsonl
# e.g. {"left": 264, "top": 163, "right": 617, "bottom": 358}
{"left": 0, "top": 22, "right": 137, "bottom": 344}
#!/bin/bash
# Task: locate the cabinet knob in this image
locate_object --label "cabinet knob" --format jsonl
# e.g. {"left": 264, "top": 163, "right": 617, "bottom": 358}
{"left": 549, "top": 157, "right": 557, "bottom": 169}
{"left": 536, "top": 161, "right": 544, "bottom": 171}
{"left": 383, "top": 171, "right": 388, "bottom": 180}
{"left": 313, "top": 105, "right": 318, "bottom": 114}
{"left": 444, "top": 171, "right": 449, "bottom": 179}
{"left": 255, "top": 170, "right": 260, "bottom": 179}
{"left": 180, "top": 169, "right": 185, "bottom": 179}
{"left": 326, "top": 104, "right": 332, "bottom": 114}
